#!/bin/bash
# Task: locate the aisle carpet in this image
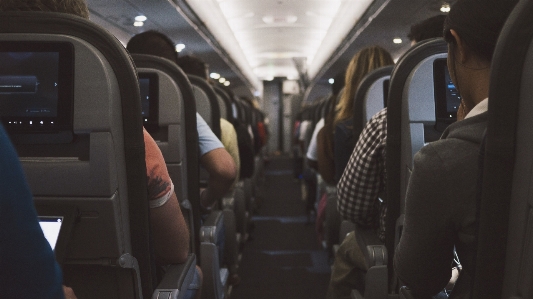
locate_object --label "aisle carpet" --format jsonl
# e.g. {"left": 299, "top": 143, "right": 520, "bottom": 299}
{"left": 231, "top": 156, "right": 331, "bottom": 299}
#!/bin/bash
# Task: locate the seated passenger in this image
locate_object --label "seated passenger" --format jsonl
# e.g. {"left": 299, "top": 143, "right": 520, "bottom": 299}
{"left": 178, "top": 54, "right": 241, "bottom": 190}
{"left": 394, "top": 0, "right": 518, "bottom": 297}
{"left": 333, "top": 46, "right": 394, "bottom": 183}
{"left": 307, "top": 71, "right": 345, "bottom": 176}
{"left": 315, "top": 72, "right": 345, "bottom": 185}
{"left": 0, "top": 0, "right": 190, "bottom": 277}
{"left": 127, "top": 32, "right": 237, "bottom": 210}
{"left": 0, "top": 124, "right": 74, "bottom": 299}
{"left": 328, "top": 16, "right": 447, "bottom": 299}
{"left": 127, "top": 31, "right": 236, "bottom": 209}
{"left": 127, "top": 32, "right": 240, "bottom": 287}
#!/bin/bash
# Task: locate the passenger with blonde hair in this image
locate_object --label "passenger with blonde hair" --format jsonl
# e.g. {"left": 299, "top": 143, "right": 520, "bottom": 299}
{"left": 330, "top": 16, "right": 446, "bottom": 299}
{"left": 334, "top": 46, "right": 394, "bottom": 182}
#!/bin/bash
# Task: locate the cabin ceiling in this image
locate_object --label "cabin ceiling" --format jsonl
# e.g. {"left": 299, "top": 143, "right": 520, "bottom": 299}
{"left": 85, "top": 0, "right": 454, "bottom": 99}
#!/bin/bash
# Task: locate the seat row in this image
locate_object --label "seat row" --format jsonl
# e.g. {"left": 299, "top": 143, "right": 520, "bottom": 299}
{"left": 0, "top": 10, "right": 267, "bottom": 299}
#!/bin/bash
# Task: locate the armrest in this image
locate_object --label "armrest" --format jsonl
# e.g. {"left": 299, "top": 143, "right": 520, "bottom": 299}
{"left": 152, "top": 254, "right": 197, "bottom": 299}
{"left": 339, "top": 220, "right": 356, "bottom": 241}
{"left": 200, "top": 211, "right": 224, "bottom": 243}
{"left": 353, "top": 225, "right": 387, "bottom": 268}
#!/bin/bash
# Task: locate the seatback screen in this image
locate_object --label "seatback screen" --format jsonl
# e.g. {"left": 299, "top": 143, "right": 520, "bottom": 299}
{"left": 433, "top": 59, "right": 461, "bottom": 121}
{"left": 0, "top": 42, "right": 74, "bottom": 136}
{"left": 383, "top": 79, "right": 390, "bottom": 108}
{"left": 138, "top": 73, "right": 159, "bottom": 126}
{"left": 433, "top": 59, "right": 461, "bottom": 132}
{"left": 38, "top": 216, "right": 63, "bottom": 251}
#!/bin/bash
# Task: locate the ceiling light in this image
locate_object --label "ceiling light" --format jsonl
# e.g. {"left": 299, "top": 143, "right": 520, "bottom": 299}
{"left": 175, "top": 44, "right": 185, "bottom": 52}
{"left": 393, "top": 38, "right": 403, "bottom": 44}
{"left": 219, "top": 78, "right": 226, "bottom": 83}
{"left": 262, "top": 15, "right": 298, "bottom": 24}
{"left": 440, "top": 3, "right": 451, "bottom": 13}
{"left": 224, "top": 81, "right": 230, "bottom": 86}
{"left": 329, "top": 78, "right": 335, "bottom": 84}
{"left": 133, "top": 21, "right": 144, "bottom": 27}
{"left": 210, "top": 73, "right": 221, "bottom": 79}
{"left": 135, "top": 15, "right": 147, "bottom": 22}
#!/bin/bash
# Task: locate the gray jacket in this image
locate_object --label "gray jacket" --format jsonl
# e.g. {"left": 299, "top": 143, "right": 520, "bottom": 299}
{"left": 394, "top": 112, "right": 488, "bottom": 298}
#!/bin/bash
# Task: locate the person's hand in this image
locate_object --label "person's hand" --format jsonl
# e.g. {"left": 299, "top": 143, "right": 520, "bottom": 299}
{"left": 446, "top": 267, "right": 461, "bottom": 290}
{"left": 63, "top": 285, "right": 77, "bottom": 299}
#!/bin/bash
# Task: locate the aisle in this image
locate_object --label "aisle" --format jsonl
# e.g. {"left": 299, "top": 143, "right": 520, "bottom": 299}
{"left": 231, "top": 156, "right": 331, "bottom": 299}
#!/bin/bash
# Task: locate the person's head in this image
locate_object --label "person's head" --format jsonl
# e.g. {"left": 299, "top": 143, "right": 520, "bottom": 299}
{"left": 178, "top": 55, "right": 209, "bottom": 80}
{"left": 0, "top": 0, "right": 89, "bottom": 19}
{"left": 408, "top": 14, "right": 447, "bottom": 45}
{"left": 127, "top": 31, "right": 178, "bottom": 64}
{"left": 444, "top": 0, "right": 518, "bottom": 108}
{"left": 335, "top": 46, "right": 394, "bottom": 125}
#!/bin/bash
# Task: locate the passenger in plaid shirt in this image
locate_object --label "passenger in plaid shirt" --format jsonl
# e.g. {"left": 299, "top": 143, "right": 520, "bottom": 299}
{"left": 327, "top": 16, "right": 447, "bottom": 299}
{"left": 337, "top": 108, "right": 387, "bottom": 242}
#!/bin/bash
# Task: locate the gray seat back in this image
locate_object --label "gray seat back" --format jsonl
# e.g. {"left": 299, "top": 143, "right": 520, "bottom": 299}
{"left": 189, "top": 75, "right": 221, "bottom": 139}
{"left": 0, "top": 12, "right": 153, "bottom": 298}
{"left": 352, "top": 66, "right": 393, "bottom": 141}
{"left": 473, "top": 1, "right": 533, "bottom": 298}
{"left": 386, "top": 38, "right": 448, "bottom": 292}
{"left": 131, "top": 54, "right": 202, "bottom": 262}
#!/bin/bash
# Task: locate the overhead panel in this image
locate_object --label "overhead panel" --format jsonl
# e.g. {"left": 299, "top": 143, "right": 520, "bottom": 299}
{"left": 185, "top": 0, "right": 373, "bottom": 81}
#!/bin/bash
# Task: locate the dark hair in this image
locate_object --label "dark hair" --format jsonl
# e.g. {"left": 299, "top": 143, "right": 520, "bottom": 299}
{"left": 444, "top": 0, "right": 518, "bottom": 62}
{"left": 126, "top": 31, "right": 178, "bottom": 64}
{"left": 178, "top": 55, "right": 208, "bottom": 80}
{"left": 408, "top": 15, "right": 447, "bottom": 42}
{"left": 332, "top": 71, "right": 345, "bottom": 96}
{"left": 0, "top": 0, "right": 89, "bottom": 19}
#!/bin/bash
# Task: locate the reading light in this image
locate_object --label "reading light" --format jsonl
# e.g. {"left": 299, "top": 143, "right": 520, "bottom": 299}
{"left": 219, "top": 78, "right": 226, "bottom": 83}
{"left": 440, "top": 3, "right": 451, "bottom": 13}
{"left": 135, "top": 15, "right": 147, "bottom": 22}
{"left": 210, "top": 73, "right": 221, "bottom": 79}
{"left": 224, "top": 81, "right": 230, "bottom": 86}
{"left": 328, "top": 78, "right": 335, "bottom": 84}
{"left": 134, "top": 21, "right": 144, "bottom": 27}
{"left": 175, "top": 44, "right": 186, "bottom": 52}
{"left": 393, "top": 38, "right": 403, "bottom": 44}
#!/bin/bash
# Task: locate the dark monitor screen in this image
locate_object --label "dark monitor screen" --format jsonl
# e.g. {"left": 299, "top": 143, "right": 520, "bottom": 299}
{"left": 138, "top": 73, "right": 159, "bottom": 126}
{"left": 0, "top": 42, "right": 74, "bottom": 141}
{"left": 383, "top": 79, "right": 390, "bottom": 108}
{"left": 433, "top": 59, "right": 461, "bottom": 132}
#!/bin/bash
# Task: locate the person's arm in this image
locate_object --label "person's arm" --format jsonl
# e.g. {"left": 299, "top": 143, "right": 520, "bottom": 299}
{"left": 144, "top": 128, "right": 189, "bottom": 264}
{"left": 197, "top": 114, "right": 237, "bottom": 208}
{"left": 393, "top": 144, "right": 456, "bottom": 297}
{"left": 150, "top": 191, "right": 190, "bottom": 264}
{"left": 336, "top": 110, "right": 386, "bottom": 226}
{"left": 200, "top": 147, "right": 237, "bottom": 208}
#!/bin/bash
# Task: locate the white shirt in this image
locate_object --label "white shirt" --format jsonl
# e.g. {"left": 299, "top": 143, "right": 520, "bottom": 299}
{"left": 464, "top": 98, "right": 488, "bottom": 119}
{"left": 306, "top": 118, "right": 325, "bottom": 161}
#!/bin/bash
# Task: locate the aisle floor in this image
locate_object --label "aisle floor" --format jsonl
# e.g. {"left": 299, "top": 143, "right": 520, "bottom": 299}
{"left": 231, "top": 156, "right": 331, "bottom": 299}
